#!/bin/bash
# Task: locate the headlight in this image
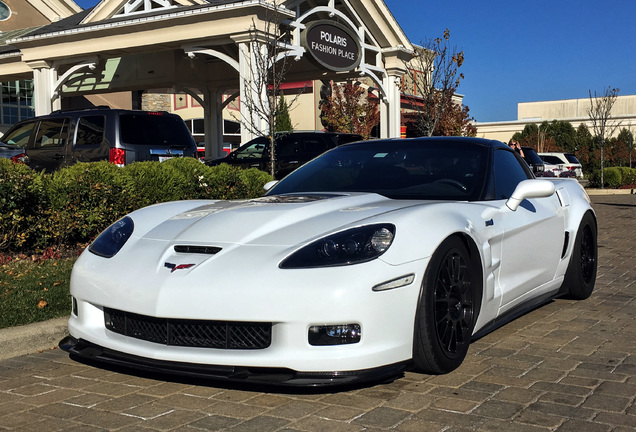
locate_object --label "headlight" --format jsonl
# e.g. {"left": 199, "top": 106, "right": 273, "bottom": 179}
{"left": 280, "top": 224, "right": 395, "bottom": 268}
{"left": 89, "top": 216, "right": 134, "bottom": 258}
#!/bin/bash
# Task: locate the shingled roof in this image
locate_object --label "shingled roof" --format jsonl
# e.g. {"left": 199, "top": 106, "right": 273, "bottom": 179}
{"left": 17, "top": 0, "right": 246, "bottom": 40}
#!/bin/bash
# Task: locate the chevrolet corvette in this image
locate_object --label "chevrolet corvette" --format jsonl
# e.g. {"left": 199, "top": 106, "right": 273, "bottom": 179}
{"left": 60, "top": 137, "right": 597, "bottom": 386}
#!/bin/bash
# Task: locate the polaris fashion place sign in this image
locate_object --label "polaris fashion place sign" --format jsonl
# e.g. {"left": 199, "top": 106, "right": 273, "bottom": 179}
{"left": 301, "top": 21, "right": 361, "bottom": 72}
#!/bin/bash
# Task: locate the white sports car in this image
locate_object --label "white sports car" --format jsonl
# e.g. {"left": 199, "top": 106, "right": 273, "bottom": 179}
{"left": 60, "top": 137, "right": 597, "bottom": 386}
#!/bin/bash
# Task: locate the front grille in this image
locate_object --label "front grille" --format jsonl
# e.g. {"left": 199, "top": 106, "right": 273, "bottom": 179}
{"left": 104, "top": 308, "right": 271, "bottom": 350}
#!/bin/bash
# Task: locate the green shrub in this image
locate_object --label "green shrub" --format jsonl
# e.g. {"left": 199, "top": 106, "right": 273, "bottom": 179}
{"left": 1, "top": 159, "right": 273, "bottom": 254}
{"left": 602, "top": 167, "right": 622, "bottom": 189}
{"left": 0, "top": 160, "right": 45, "bottom": 251}
{"left": 122, "top": 161, "right": 188, "bottom": 207}
{"left": 587, "top": 169, "right": 601, "bottom": 188}
{"left": 44, "top": 162, "right": 135, "bottom": 247}
{"left": 623, "top": 168, "right": 636, "bottom": 185}
{"left": 239, "top": 167, "right": 274, "bottom": 198}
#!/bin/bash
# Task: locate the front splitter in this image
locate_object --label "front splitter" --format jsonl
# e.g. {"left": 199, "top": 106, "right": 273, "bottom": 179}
{"left": 59, "top": 335, "right": 408, "bottom": 388}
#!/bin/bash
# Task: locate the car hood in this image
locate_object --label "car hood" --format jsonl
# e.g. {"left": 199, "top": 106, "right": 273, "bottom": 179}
{"left": 139, "top": 193, "right": 418, "bottom": 247}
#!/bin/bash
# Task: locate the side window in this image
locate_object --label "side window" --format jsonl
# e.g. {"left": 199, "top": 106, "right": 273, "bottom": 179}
{"left": 75, "top": 116, "right": 105, "bottom": 147}
{"left": 493, "top": 148, "right": 531, "bottom": 199}
{"left": 33, "top": 118, "right": 69, "bottom": 149}
{"left": 276, "top": 135, "right": 301, "bottom": 158}
{"left": 303, "top": 138, "right": 330, "bottom": 155}
{"left": 235, "top": 139, "right": 267, "bottom": 160}
{"left": 2, "top": 121, "right": 37, "bottom": 147}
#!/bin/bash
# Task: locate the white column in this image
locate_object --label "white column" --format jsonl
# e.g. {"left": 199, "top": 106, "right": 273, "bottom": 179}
{"left": 238, "top": 41, "right": 252, "bottom": 144}
{"left": 206, "top": 88, "right": 224, "bottom": 159}
{"left": 381, "top": 73, "right": 402, "bottom": 138}
{"left": 29, "top": 61, "right": 59, "bottom": 116}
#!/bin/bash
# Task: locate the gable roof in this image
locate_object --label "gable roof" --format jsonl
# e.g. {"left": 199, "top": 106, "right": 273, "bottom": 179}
{"left": 81, "top": 0, "right": 210, "bottom": 24}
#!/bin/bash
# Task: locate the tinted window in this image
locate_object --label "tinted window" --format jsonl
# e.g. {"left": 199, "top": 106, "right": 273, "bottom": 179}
{"left": 303, "top": 137, "right": 330, "bottom": 154}
{"left": 2, "top": 121, "right": 36, "bottom": 148}
{"left": 276, "top": 135, "right": 302, "bottom": 158}
{"left": 33, "top": 118, "right": 69, "bottom": 149}
{"left": 493, "top": 149, "right": 531, "bottom": 199}
{"left": 564, "top": 153, "right": 581, "bottom": 164}
{"left": 521, "top": 147, "right": 543, "bottom": 165}
{"left": 269, "top": 140, "right": 489, "bottom": 201}
{"left": 75, "top": 116, "right": 105, "bottom": 147}
{"left": 541, "top": 155, "right": 563, "bottom": 164}
{"left": 234, "top": 138, "right": 267, "bottom": 159}
{"left": 119, "top": 113, "right": 191, "bottom": 146}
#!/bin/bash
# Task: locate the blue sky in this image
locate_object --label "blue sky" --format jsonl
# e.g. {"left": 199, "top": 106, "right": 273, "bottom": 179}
{"left": 74, "top": 0, "right": 636, "bottom": 122}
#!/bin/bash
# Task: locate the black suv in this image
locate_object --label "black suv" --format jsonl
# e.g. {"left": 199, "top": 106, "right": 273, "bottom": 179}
{"left": 1, "top": 107, "right": 197, "bottom": 172}
{"left": 207, "top": 131, "right": 363, "bottom": 179}
{"left": 521, "top": 146, "right": 547, "bottom": 176}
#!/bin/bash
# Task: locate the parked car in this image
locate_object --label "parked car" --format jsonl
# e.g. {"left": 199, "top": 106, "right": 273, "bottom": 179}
{"left": 539, "top": 152, "right": 583, "bottom": 177}
{"left": 0, "top": 141, "right": 25, "bottom": 162}
{"left": 521, "top": 147, "right": 574, "bottom": 177}
{"left": 60, "top": 137, "right": 597, "bottom": 387}
{"left": 0, "top": 107, "right": 197, "bottom": 172}
{"left": 206, "top": 131, "right": 363, "bottom": 179}
{"left": 520, "top": 146, "right": 546, "bottom": 176}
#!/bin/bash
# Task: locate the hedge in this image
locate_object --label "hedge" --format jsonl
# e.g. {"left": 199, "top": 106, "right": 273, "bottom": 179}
{"left": 587, "top": 166, "right": 636, "bottom": 188}
{"left": 0, "top": 158, "right": 272, "bottom": 254}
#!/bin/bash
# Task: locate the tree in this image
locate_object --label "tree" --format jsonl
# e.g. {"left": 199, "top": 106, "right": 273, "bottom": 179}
{"left": 575, "top": 123, "right": 596, "bottom": 173}
{"left": 434, "top": 94, "right": 477, "bottom": 137}
{"left": 587, "top": 86, "right": 621, "bottom": 188}
{"left": 402, "top": 29, "right": 466, "bottom": 137}
{"left": 237, "top": 1, "right": 304, "bottom": 176}
{"left": 545, "top": 120, "right": 577, "bottom": 153}
{"left": 274, "top": 93, "right": 293, "bottom": 132}
{"left": 616, "top": 128, "right": 634, "bottom": 168}
{"left": 320, "top": 80, "right": 380, "bottom": 139}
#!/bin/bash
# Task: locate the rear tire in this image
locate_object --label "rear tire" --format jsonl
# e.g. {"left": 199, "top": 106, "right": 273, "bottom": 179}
{"left": 413, "top": 237, "right": 478, "bottom": 374}
{"left": 562, "top": 211, "right": 597, "bottom": 300}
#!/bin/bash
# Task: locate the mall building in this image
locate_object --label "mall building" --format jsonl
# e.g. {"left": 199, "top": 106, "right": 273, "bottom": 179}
{"left": 476, "top": 95, "right": 636, "bottom": 143}
{"left": 0, "top": 0, "right": 424, "bottom": 158}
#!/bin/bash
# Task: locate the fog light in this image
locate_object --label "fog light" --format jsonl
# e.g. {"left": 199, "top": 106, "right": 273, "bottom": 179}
{"left": 308, "top": 324, "right": 361, "bottom": 346}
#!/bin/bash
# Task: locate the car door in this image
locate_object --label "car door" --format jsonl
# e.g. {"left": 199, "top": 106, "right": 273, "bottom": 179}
{"left": 70, "top": 115, "right": 108, "bottom": 164}
{"left": 490, "top": 148, "right": 565, "bottom": 310}
{"left": 274, "top": 134, "right": 304, "bottom": 178}
{"left": 28, "top": 118, "right": 71, "bottom": 172}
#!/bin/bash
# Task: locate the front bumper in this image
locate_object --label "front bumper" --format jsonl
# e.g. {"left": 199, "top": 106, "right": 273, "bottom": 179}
{"left": 59, "top": 335, "right": 408, "bottom": 387}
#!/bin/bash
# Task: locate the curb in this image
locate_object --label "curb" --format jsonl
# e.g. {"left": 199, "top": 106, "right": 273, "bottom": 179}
{"left": 0, "top": 317, "right": 68, "bottom": 361}
{"left": 585, "top": 188, "right": 635, "bottom": 195}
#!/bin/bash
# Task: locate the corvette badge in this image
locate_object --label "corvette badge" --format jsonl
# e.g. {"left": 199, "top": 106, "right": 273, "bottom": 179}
{"left": 164, "top": 262, "right": 195, "bottom": 273}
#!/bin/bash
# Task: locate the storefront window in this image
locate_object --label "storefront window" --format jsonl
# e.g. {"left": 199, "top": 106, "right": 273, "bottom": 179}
{"left": 1, "top": 80, "right": 35, "bottom": 126}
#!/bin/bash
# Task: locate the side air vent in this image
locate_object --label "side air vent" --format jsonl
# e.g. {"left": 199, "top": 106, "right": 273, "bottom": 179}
{"left": 561, "top": 232, "right": 570, "bottom": 258}
{"left": 174, "top": 245, "right": 222, "bottom": 255}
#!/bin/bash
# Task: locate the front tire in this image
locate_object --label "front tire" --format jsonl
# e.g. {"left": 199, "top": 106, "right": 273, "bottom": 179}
{"left": 562, "top": 211, "right": 597, "bottom": 300}
{"left": 413, "top": 237, "right": 478, "bottom": 374}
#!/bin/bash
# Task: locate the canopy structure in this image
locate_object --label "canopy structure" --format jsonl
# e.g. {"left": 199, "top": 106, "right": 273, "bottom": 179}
{"left": 0, "top": 0, "right": 415, "bottom": 157}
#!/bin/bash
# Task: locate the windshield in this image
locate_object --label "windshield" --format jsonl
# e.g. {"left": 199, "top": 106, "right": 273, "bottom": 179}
{"left": 267, "top": 139, "right": 489, "bottom": 201}
{"left": 119, "top": 113, "right": 193, "bottom": 146}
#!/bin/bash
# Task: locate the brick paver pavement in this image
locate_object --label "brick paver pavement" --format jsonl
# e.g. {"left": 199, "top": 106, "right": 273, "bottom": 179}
{"left": 1, "top": 194, "right": 634, "bottom": 431}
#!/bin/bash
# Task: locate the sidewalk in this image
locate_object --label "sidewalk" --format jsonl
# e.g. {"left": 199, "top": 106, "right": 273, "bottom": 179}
{"left": 0, "top": 317, "right": 68, "bottom": 361}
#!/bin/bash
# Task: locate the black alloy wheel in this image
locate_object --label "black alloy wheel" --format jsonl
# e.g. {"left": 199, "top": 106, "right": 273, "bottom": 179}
{"left": 413, "top": 236, "right": 478, "bottom": 374}
{"left": 563, "top": 211, "right": 597, "bottom": 300}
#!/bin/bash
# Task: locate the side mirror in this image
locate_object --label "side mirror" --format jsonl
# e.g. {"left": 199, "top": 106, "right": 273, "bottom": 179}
{"left": 263, "top": 180, "right": 278, "bottom": 192}
{"left": 506, "top": 179, "right": 555, "bottom": 211}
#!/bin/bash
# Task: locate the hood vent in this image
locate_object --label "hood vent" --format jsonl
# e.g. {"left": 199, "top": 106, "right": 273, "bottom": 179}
{"left": 256, "top": 194, "right": 343, "bottom": 204}
{"left": 174, "top": 245, "right": 222, "bottom": 255}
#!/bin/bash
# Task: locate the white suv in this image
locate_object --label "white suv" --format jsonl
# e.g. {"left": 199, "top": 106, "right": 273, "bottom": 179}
{"left": 538, "top": 152, "right": 583, "bottom": 178}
